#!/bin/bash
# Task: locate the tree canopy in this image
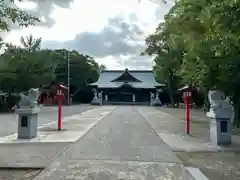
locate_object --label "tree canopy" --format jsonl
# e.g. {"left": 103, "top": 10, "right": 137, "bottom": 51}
{"left": 0, "top": 36, "right": 101, "bottom": 93}
{"left": 0, "top": 0, "right": 39, "bottom": 31}
{"left": 144, "top": 0, "right": 240, "bottom": 126}
{"left": 0, "top": 34, "right": 103, "bottom": 111}
{"left": 0, "top": 1, "right": 104, "bottom": 109}
{"left": 0, "top": 0, "right": 39, "bottom": 44}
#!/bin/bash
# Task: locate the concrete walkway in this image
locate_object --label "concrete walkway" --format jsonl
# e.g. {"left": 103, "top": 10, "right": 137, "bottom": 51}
{"left": 0, "top": 105, "right": 93, "bottom": 137}
{"left": 144, "top": 107, "right": 240, "bottom": 152}
{"left": 0, "top": 106, "right": 114, "bottom": 143}
{"left": 0, "top": 107, "right": 114, "bottom": 168}
{"left": 138, "top": 106, "right": 219, "bottom": 152}
{"left": 33, "top": 106, "right": 197, "bottom": 180}
{"left": 152, "top": 107, "right": 240, "bottom": 180}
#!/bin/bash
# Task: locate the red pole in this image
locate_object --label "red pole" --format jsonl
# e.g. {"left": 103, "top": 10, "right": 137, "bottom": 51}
{"left": 186, "top": 97, "right": 190, "bottom": 134}
{"left": 58, "top": 98, "right": 62, "bottom": 131}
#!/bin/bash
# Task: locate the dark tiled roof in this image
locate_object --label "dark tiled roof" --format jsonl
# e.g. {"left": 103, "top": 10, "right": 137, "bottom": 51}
{"left": 90, "top": 69, "right": 165, "bottom": 89}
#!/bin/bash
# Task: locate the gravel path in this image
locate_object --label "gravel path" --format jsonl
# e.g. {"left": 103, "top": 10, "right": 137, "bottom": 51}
{"left": 33, "top": 106, "right": 194, "bottom": 180}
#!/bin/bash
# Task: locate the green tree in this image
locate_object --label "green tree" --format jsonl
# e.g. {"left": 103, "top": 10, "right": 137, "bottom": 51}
{"left": 0, "top": 0, "right": 40, "bottom": 96}
{"left": 143, "top": 21, "right": 183, "bottom": 106}
{"left": 145, "top": 0, "right": 240, "bottom": 127}
{"left": 54, "top": 50, "right": 99, "bottom": 97}
{"left": 20, "top": 34, "right": 42, "bottom": 52}
{"left": 0, "top": 45, "right": 55, "bottom": 93}
{"left": 0, "top": 0, "right": 39, "bottom": 32}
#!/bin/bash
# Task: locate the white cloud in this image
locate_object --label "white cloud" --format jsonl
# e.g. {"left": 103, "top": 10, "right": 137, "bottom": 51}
{"left": 96, "top": 56, "right": 123, "bottom": 70}
{"left": 4, "top": 0, "right": 173, "bottom": 69}
{"left": 15, "top": 1, "right": 38, "bottom": 9}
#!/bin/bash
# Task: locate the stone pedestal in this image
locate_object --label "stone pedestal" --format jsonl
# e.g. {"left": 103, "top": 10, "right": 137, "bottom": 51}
{"left": 207, "top": 109, "right": 233, "bottom": 145}
{"left": 91, "top": 95, "right": 100, "bottom": 105}
{"left": 206, "top": 90, "right": 234, "bottom": 145}
{"left": 150, "top": 99, "right": 154, "bottom": 106}
{"left": 150, "top": 93, "right": 154, "bottom": 106}
{"left": 16, "top": 107, "right": 40, "bottom": 139}
{"left": 209, "top": 117, "right": 232, "bottom": 145}
{"left": 152, "top": 96, "right": 162, "bottom": 106}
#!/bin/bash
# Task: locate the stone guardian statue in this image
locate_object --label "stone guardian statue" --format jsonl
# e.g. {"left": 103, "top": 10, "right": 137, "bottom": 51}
{"left": 207, "top": 90, "right": 233, "bottom": 118}
{"left": 207, "top": 89, "right": 233, "bottom": 145}
{"left": 19, "top": 88, "right": 40, "bottom": 109}
{"left": 16, "top": 88, "right": 40, "bottom": 139}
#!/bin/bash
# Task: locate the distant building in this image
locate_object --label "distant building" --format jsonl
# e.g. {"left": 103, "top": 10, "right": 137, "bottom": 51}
{"left": 89, "top": 68, "right": 165, "bottom": 105}
{"left": 38, "top": 84, "right": 69, "bottom": 106}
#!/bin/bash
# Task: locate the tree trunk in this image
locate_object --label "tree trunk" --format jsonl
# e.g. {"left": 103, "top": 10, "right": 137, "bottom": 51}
{"left": 203, "top": 92, "right": 210, "bottom": 112}
{"left": 233, "top": 90, "right": 240, "bottom": 128}
{"left": 167, "top": 70, "right": 175, "bottom": 107}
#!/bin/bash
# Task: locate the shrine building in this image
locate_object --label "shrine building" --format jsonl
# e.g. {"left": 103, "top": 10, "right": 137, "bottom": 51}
{"left": 89, "top": 68, "right": 165, "bottom": 105}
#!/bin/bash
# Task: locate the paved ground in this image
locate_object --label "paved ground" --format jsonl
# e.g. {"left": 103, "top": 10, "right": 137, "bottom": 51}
{"left": 0, "top": 142, "right": 70, "bottom": 180}
{"left": 0, "top": 105, "right": 95, "bottom": 180}
{"left": 0, "top": 169, "right": 42, "bottom": 180}
{"left": 156, "top": 107, "right": 208, "bottom": 122}
{"left": 155, "top": 107, "right": 240, "bottom": 180}
{"left": 34, "top": 106, "right": 194, "bottom": 180}
{"left": 0, "top": 107, "right": 113, "bottom": 143}
{"left": 177, "top": 151, "right": 240, "bottom": 180}
{"left": 0, "top": 107, "right": 114, "bottom": 168}
{"left": 0, "top": 143, "right": 70, "bottom": 168}
{"left": 0, "top": 105, "right": 93, "bottom": 137}
{"left": 138, "top": 107, "right": 214, "bottom": 151}
{"left": 155, "top": 107, "right": 240, "bottom": 148}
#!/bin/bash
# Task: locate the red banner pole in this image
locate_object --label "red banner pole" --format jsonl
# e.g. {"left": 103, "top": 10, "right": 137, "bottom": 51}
{"left": 58, "top": 99, "right": 62, "bottom": 131}
{"left": 186, "top": 97, "right": 190, "bottom": 134}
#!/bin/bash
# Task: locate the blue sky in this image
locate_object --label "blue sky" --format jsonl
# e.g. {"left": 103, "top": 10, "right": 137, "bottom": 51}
{"left": 4, "top": 0, "right": 173, "bottom": 70}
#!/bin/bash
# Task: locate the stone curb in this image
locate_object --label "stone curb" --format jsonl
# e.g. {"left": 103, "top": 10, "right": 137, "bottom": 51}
{"left": 172, "top": 147, "right": 240, "bottom": 153}
{"left": 0, "top": 107, "right": 116, "bottom": 143}
{"left": 185, "top": 167, "right": 209, "bottom": 180}
{"left": 0, "top": 108, "right": 98, "bottom": 142}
